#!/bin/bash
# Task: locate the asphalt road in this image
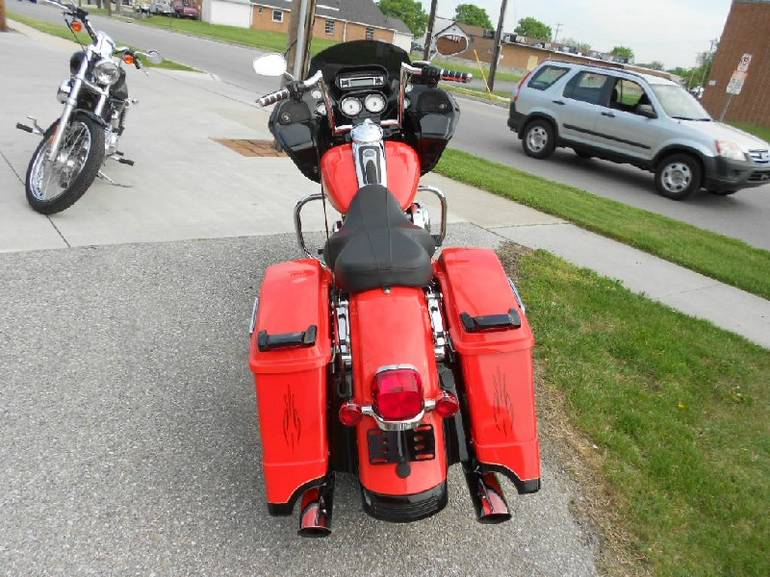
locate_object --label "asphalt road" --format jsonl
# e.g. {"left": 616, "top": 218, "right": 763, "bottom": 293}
{"left": 10, "top": 2, "right": 770, "bottom": 250}
{"left": 0, "top": 232, "right": 599, "bottom": 577}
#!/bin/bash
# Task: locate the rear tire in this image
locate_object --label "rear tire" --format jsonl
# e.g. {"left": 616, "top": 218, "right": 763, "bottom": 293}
{"left": 522, "top": 119, "right": 556, "bottom": 159}
{"left": 655, "top": 153, "right": 702, "bottom": 200}
{"left": 25, "top": 112, "right": 104, "bottom": 215}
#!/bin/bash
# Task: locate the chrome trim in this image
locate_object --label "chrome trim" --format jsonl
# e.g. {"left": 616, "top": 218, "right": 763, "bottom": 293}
{"left": 425, "top": 285, "right": 448, "bottom": 361}
{"left": 351, "top": 120, "right": 387, "bottom": 188}
{"left": 407, "top": 202, "right": 430, "bottom": 232}
{"left": 293, "top": 193, "right": 325, "bottom": 261}
{"left": 361, "top": 404, "right": 433, "bottom": 432}
{"left": 48, "top": 54, "right": 89, "bottom": 162}
{"left": 249, "top": 295, "right": 259, "bottom": 335}
{"left": 375, "top": 363, "right": 419, "bottom": 374}
{"left": 335, "top": 297, "right": 351, "bottom": 367}
{"left": 508, "top": 277, "right": 526, "bottom": 314}
{"left": 417, "top": 185, "right": 448, "bottom": 246}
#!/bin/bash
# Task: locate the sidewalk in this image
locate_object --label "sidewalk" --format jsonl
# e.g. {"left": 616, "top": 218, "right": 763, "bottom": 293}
{"left": 2, "top": 21, "right": 769, "bottom": 350}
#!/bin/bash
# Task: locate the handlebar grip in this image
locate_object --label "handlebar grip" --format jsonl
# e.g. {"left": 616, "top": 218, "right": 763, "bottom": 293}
{"left": 257, "top": 88, "right": 291, "bottom": 107}
{"left": 440, "top": 70, "right": 473, "bottom": 84}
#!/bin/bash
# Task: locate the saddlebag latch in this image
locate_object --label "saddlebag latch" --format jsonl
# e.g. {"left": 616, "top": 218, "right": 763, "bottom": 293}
{"left": 460, "top": 309, "right": 521, "bottom": 332}
{"left": 258, "top": 324, "right": 317, "bottom": 352}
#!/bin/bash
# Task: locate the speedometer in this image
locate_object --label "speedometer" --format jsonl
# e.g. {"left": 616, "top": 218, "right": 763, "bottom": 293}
{"left": 364, "top": 93, "right": 387, "bottom": 114}
{"left": 340, "top": 97, "right": 363, "bottom": 117}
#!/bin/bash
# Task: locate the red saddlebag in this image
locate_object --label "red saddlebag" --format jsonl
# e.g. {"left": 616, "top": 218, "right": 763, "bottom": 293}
{"left": 436, "top": 248, "right": 541, "bottom": 493}
{"left": 249, "top": 259, "right": 332, "bottom": 514}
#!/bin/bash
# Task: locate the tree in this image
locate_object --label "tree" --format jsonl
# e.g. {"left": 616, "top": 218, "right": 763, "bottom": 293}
{"left": 513, "top": 17, "right": 552, "bottom": 41}
{"left": 378, "top": 0, "right": 428, "bottom": 37}
{"left": 455, "top": 3, "right": 492, "bottom": 29}
{"left": 610, "top": 46, "right": 635, "bottom": 61}
{"left": 639, "top": 61, "right": 664, "bottom": 70}
{"left": 562, "top": 37, "right": 591, "bottom": 54}
{"left": 0, "top": 0, "right": 7, "bottom": 32}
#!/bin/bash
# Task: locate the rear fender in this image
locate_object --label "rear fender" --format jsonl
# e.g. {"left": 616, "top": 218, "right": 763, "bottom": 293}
{"left": 349, "top": 287, "right": 447, "bottom": 496}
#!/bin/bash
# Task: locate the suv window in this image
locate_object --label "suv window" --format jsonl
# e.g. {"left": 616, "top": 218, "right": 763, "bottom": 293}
{"left": 564, "top": 71, "right": 611, "bottom": 105}
{"left": 609, "top": 78, "right": 651, "bottom": 115}
{"left": 528, "top": 66, "right": 569, "bottom": 91}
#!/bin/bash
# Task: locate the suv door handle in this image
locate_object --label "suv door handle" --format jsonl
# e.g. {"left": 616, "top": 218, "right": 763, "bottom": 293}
{"left": 601, "top": 111, "right": 616, "bottom": 118}
{"left": 552, "top": 100, "right": 566, "bottom": 105}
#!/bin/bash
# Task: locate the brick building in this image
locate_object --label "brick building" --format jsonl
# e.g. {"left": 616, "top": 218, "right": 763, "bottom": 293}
{"left": 701, "top": 0, "right": 770, "bottom": 125}
{"left": 202, "top": 0, "right": 412, "bottom": 52}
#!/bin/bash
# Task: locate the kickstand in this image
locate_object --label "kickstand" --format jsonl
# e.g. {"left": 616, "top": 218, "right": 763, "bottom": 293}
{"left": 97, "top": 170, "right": 133, "bottom": 188}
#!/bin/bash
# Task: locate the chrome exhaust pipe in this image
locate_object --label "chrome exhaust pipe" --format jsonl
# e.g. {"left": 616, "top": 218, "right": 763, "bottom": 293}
{"left": 465, "top": 469, "right": 512, "bottom": 524}
{"left": 297, "top": 480, "right": 334, "bottom": 537}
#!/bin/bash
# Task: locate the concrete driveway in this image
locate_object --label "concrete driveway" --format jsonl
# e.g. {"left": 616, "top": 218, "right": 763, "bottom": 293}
{"left": 0, "top": 25, "right": 598, "bottom": 577}
{"left": 9, "top": 1, "right": 770, "bottom": 250}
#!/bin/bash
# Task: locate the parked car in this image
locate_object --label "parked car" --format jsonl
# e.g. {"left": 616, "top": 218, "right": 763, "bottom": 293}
{"left": 150, "top": 0, "right": 172, "bottom": 15}
{"left": 508, "top": 61, "right": 770, "bottom": 199}
{"left": 172, "top": 0, "right": 199, "bottom": 19}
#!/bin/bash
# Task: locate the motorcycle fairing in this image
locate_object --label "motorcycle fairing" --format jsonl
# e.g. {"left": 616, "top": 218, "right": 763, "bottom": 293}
{"left": 249, "top": 259, "right": 333, "bottom": 509}
{"left": 436, "top": 248, "right": 541, "bottom": 492}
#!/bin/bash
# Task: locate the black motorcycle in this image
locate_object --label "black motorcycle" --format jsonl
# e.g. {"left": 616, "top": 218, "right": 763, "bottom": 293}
{"left": 16, "top": 0, "right": 162, "bottom": 214}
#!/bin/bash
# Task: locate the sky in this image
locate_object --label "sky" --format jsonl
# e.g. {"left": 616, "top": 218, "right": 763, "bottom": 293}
{"left": 417, "top": 0, "right": 733, "bottom": 69}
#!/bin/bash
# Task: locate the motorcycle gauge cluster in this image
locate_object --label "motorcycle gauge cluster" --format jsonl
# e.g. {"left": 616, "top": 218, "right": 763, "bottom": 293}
{"left": 364, "top": 94, "right": 386, "bottom": 114}
{"left": 340, "top": 96, "right": 363, "bottom": 117}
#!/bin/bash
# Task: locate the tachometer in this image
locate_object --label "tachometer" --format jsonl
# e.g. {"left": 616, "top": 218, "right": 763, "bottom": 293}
{"left": 364, "top": 93, "right": 387, "bottom": 114}
{"left": 340, "top": 97, "right": 363, "bottom": 117}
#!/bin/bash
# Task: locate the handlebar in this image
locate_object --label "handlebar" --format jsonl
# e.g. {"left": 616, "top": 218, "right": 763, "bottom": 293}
{"left": 256, "top": 70, "right": 324, "bottom": 107}
{"left": 439, "top": 70, "right": 473, "bottom": 83}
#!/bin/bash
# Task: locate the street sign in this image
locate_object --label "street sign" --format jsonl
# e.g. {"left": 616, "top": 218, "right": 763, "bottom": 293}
{"left": 737, "top": 53, "right": 752, "bottom": 73}
{"left": 727, "top": 70, "right": 747, "bottom": 95}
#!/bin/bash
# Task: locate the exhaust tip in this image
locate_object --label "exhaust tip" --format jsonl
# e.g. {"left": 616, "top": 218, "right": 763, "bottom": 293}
{"left": 297, "top": 485, "right": 333, "bottom": 538}
{"left": 466, "top": 470, "right": 512, "bottom": 524}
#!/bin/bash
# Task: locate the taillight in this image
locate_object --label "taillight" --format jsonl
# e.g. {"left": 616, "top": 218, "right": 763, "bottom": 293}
{"left": 339, "top": 402, "right": 362, "bottom": 427}
{"left": 372, "top": 367, "right": 424, "bottom": 421}
{"left": 514, "top": 70, "right": 533, "bottom": 103}
{"left": 435, "top": 392, "right": 460, "bottom": 418}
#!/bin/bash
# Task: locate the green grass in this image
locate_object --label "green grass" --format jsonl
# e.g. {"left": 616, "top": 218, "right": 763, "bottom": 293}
{"left": 133, "top": 14, "right": 337, "bottom": 56}
{"left": 730, "top": 122, "right": 770, "bottom": 144}
{"left": 436, "top": 148, "right": 770, "bottom": 300}
{"left": 443, "top": 84, "right": 509, "bottom": 104}
{"left": 8, "top": 10, "right": 196, "bottom": 71}
{"left": 503, "top": 246, "right": 770, "bottom": 577}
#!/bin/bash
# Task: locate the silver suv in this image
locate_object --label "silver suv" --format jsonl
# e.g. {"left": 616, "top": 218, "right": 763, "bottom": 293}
{"left": 508, "top": 61, "right": 770, "bottom": 200}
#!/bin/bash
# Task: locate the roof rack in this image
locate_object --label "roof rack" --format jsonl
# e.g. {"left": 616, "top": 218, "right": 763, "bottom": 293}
{"left": 542, "top": 58, "right": 673, "bottom": 81}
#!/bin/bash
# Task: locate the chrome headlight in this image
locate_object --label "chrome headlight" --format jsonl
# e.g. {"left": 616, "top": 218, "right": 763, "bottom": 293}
{"left": 56, "top": 80, "right": 72, "bottom": 103}
{"left": 716, "top": 140, "right": 748, "bottom": 162}
{"left": 93, "top": 60, "right": 120, "bottom": 86}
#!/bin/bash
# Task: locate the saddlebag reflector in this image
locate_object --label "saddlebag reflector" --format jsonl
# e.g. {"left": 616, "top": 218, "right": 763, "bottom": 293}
{"left": 436, "top": 248, "right": 541, "bottom": 493}
{"left": 258, "top": 324, "right": 317, "bottom": 352}
{"left": 460, "top": 309, "right": 521, "bottom": 332}
{"left": 249, "top": 259, "right": 332, "bottom": 511}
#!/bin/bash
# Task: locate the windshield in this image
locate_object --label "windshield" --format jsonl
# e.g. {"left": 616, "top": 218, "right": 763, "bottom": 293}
{"left": 650, "top": 84, "right": 711, "bottom": 120}
{"left": 309, "top": 40, "right": 410, "bottom": 83}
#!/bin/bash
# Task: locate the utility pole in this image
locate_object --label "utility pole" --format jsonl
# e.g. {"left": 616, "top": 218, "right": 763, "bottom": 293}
{"left": 552, "top": 23, "right": 563, "bottom": 44}
{"left": 0, "top": 0, "right": 7, "bottom": 33}
{"left": 423, "top": 0, "right": 438, "bottom": 60}
{"left": 286, "top": 0, "right": 317, "bottom": 80}
{"left": 487, "top": 0, "right": 508, "bottom": 92}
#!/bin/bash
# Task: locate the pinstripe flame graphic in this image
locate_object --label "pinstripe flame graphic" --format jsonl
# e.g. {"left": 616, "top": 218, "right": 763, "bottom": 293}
{"left": 492, "top": 366, "right": 513, "bottom": 438}
{"left": 282, "top": 386, "right": 302, "bottom": 452}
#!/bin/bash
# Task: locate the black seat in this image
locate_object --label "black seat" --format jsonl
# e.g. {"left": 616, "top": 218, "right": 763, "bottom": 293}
{"left": 324, "top": 184, "right": 436, "bottom": 294}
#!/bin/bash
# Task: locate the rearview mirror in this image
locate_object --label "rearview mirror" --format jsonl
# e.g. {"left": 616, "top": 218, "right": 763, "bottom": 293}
{"left": 146, "top": 50, "right": 163, "bottom": 65}
{"left": 252, "top": 54, "right": 288, "bottom": 77}
{"left": 638, "top": 104, "right": 657, "bottom": 119}
{"left": 434, "top": 30, "right": 470, "bottom": 57}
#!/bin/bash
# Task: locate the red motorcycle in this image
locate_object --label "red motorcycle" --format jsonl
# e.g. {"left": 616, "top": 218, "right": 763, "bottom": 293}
{"left": 249, "top": 39, "right": 540, "bottom": 536}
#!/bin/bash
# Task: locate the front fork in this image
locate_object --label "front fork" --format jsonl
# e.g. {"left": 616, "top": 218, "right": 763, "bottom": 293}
{"left": 46, "top": 57, "right": 89, "bottom": 162}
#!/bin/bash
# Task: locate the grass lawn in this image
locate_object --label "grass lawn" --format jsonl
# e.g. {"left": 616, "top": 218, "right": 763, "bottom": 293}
{"left": 443, "top": 84, "right": 510, "bottom": 104}
{"left": 436, "top": 148, "right": 770, "bottom": 300}
{"left": 730, "top": 122, "right": 770, "bottom": 144}
{"left": 9, "top": 11, "right": 196, "bottom": 71}
{"left": 133, "top": 14, "right": 337, "bottom": 56}
{"left": 502, "top": 245, "right": 769, "bottom": 577}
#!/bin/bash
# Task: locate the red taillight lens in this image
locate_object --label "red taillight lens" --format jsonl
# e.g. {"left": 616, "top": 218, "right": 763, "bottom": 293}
{"left": 435, "top": 392, "right": 460, "bottom": 418}
{"left": 372, "top": 368, "right": 424, "bottom": 421}
{"left": 514, "top": 70, "right": 533, "bottom": 103}
{"left": 338, "top": 402, "right": 363, "bottom": 427}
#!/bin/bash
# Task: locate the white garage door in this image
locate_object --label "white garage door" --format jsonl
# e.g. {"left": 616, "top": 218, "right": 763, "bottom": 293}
{"left": 210, "top": 0, "right": 251, "bottom": 28}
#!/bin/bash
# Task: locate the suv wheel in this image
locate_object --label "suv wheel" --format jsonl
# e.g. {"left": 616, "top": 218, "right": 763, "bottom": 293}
{"left": 655, "top": 154, "right": 702, "bottom": 200}
{"left": 522, "top": 119, "right": 556, "bottom": 159}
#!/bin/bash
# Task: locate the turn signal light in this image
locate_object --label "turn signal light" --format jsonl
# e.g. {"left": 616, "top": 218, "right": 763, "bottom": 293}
{"left": 435, "top": 392, "right": 460, "bottom": 418}
{"left": 71, "top": 20, "right": 83, "bottom": 32}
{"left": 372, "top": 367, "right": 423, "bottom": 421}
{"left": 123, "top": 54, "right": 135, "bottom": 65}
{"left": 338, "top": 402, "right": 362, "bottom": 427}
